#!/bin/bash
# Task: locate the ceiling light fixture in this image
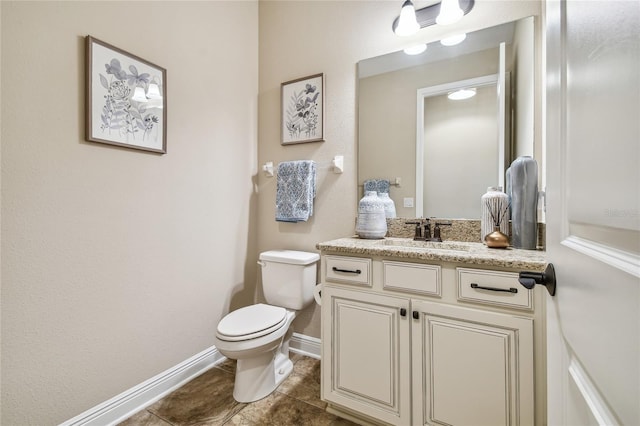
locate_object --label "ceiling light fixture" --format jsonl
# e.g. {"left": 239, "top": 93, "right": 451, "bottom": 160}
{"left": 436, "top": 0, "right": 464, "bottom": 25}
{"left": 404, "top": 43, "right": 428, "bottom": 55}
{"left": 448, "top": 88, "right": 476, "bottom": 100}
{"left": 440, "top": 33, "right": 467, "bottom": 46}
{"left": 394, "top": 0, "right": 420, "bottom": 36}
{"left": 392, "top": 0, "right": 474, "bottom": 35}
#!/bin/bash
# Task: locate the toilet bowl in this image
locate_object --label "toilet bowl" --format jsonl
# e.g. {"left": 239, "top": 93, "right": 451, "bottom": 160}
{"left": 214, "top": 250, "right": 319, "bottom": 403}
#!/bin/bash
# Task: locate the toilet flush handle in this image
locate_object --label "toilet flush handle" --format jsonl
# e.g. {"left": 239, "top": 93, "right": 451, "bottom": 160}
{"left": 257, "top": 260, "right": 266, "bottom": 267}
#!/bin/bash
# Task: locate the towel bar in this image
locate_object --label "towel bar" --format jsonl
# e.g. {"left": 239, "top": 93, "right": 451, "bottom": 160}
{"left": 263, "top": 156, "right": 344, "bottom": 177}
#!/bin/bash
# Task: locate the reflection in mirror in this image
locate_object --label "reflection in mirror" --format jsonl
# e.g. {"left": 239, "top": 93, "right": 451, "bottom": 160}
{"left": 420, "top": 75, "right": 500, "bottom": 218}
{"left": 358, "top": 17, "right": 536, "bottom": 219}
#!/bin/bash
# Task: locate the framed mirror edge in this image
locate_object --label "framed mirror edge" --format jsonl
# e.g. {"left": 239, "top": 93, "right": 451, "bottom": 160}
{"left": 357, "top": 15, "right": 540, "bottom": 220}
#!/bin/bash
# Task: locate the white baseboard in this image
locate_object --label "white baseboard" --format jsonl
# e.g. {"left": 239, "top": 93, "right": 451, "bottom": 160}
{"left": 290, "top": 332, "right": 321, "bottom": 359}
{"left": 60, "top": 334, "right": 321, "bottom": 426}
{"left": 60, "top": 346, "right": 224, "bottom": 426}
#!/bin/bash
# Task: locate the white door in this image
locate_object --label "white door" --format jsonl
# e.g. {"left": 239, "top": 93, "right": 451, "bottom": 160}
{"left": 545, "top": 1, "right": 639, "bottom": 425}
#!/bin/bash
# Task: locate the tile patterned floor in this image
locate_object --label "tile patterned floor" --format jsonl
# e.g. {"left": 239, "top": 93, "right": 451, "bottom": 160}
{"left": 119, "top": 354, "right": 358, "bottom": 426}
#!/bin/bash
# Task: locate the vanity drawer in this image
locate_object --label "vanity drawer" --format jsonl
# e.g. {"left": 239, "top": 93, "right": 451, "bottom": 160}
{"left": 325, "top": 256, "right": 371, "bottom": 287}
{"left": 383, "top": 261, "right": 441, "bottom": 297}
{"left": 457, "top": 268, "right": 533, "bottom": 310}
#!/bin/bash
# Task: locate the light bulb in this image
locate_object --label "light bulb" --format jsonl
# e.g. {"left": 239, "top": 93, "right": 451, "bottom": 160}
{"left": 440, "top": 33, "right": 467, "bottom": 46}
{"left": 404, "top": 44, "right": 427, "bottom": 55}
{"left": 395, "top": 0, "right": 420, "bottom": 36}
{"left": 448, "top": 88, "right": 476, "bottom": 100}
{"left": 436, "top": 0, "right": 464, "bottom": 26}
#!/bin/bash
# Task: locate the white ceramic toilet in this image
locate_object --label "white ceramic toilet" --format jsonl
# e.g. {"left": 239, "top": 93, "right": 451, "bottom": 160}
{"left": 214, "top": 250, "right": 319, "bottom": 403}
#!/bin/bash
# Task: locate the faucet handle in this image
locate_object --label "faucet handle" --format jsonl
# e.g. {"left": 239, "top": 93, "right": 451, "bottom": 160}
{"left": 405, "top": 220, "right": 424, "bottom": 240}
{"left": 423, "top": 219, "right": 432, "bottom": 240}
{"left": 435, "top": 221, "right": 452, "bottom": 228}
{"left": 433, "top": 222, "right": 452, "bottom": 241}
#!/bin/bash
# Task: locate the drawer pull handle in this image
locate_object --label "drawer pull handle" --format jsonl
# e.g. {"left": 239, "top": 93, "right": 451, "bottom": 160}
{"left": 332, "top": 267, "right": 362, "bottom": 274}
{"left": 470, "top": 283, "right": 518, "bottom": 293}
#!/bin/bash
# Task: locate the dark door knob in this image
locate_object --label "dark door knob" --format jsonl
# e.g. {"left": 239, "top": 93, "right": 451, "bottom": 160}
{"left": 518, "top": 264, "right": 556, "bottom": 296}
{"left": 412, "top": 311, "right": 420, "bottom": 319}
{"left": 400, "top": 308, "right": 407, "bottom": 317}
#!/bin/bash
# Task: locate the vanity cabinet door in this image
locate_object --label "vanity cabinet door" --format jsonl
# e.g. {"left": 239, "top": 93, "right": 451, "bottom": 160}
{"left": 411, "top": 300, "right": 534, "bottom": 426}
{"left": 321, "top": 285, "right": 411, "bottom": 426}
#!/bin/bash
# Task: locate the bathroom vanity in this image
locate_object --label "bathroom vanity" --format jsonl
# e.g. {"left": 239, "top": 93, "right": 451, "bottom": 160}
{"left": 317, "top": 237, "right": 546, "bottom": 426}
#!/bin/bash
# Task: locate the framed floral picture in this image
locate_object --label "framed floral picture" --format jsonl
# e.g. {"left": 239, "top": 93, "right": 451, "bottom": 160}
{"left": 86, "top": 36, "right": 167, "bottom": 154}
{"left": 281, "top": 73, "right": 324, "bottom": 145}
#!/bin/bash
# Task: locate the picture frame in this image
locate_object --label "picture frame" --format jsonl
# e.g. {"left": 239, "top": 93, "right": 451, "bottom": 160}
{"left": 281, "top": 73, "right": 324, "bottom": 145}
{"left": 86, "top": 36, "right": 167, "bottom": 154}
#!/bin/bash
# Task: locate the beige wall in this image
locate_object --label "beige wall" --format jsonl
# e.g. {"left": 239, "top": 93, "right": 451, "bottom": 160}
{"left": 259, "top": 0, "right": 542, "bottom": 338}
{"left": 1, "top": 1, "right": 258, "bottom": 424}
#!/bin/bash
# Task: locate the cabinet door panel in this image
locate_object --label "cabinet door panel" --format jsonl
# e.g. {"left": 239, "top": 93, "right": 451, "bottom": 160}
{"left": 412, "top": 300, "right": 534, "bottom": 426}
{"left": 322, "top": 285, "right": 410, "bottom": 425}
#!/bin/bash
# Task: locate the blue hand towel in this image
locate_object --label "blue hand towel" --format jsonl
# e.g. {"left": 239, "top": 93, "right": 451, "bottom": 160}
{"left": 276, "top": 160, "right": 316, "bottom": 222}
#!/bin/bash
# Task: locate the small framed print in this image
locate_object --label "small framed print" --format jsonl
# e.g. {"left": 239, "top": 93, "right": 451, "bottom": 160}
{"left": 86, "top": 36, "right": 167, "bottom": 154}
{"left": 281, "top": 73, "right": 324, "bottom": 145}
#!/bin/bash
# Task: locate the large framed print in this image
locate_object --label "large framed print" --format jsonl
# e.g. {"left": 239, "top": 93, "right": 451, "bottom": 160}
{"left": 281, "top": 73, "right": 324, "bottom": 145}
{"left": 86, "top": 36, "right": 167, "bottom": 154}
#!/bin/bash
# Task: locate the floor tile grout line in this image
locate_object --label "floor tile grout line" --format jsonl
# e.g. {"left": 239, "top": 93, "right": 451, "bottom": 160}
{"left": 145, "top": 409, "right": 175, "bottom": 426}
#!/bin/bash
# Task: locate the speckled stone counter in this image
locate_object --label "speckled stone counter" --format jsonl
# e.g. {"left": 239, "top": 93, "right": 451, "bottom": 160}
{"left": 316, "top": 237, "right": 546, "bottom": 272}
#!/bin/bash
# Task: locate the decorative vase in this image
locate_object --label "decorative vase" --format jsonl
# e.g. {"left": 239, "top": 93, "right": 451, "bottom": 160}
{"left": 356, "top": 191, "right": 387, "bottom": 239}
{"left": 484, "top": 226, "right": 510, "bottom": 249}
{"left": 378, "top": 192, "right": 397, "bottom": 218}
{"left": 510, "top": 156, "right": 538, "bottom": 249}
{"left": 481, "top": 187, "right": 510, "bottom": 243}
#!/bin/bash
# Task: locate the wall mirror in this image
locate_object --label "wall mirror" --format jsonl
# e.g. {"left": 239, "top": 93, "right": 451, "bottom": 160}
{"left": 358, "top": 16, "right": 537, "bottom": 219}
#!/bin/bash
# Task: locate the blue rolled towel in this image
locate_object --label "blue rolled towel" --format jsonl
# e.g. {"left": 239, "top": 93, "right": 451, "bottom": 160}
{"left": 363, "top": 178, "right": 390, "bottom": 194}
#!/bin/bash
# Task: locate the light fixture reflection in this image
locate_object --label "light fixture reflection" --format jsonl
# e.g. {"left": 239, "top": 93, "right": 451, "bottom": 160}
{"left": 436, "top": 0, "right": 464, "bottom": 25}
{"left": 395, "top": 0, "right": 420, "bottom": 36}
{"left": 440, "top": 33, "right": 467, "bottom": 46}
{"left": 404, "top": 43, "right": 427, "bottom": 55}
{"left": 448, "top": 88, "right": 476, "bottom": 100}
{"left": 131, "top": 86, "right": 148, "bottom": 102}
{"left": 146, "top": 83, "right": 162, "bottom": 100}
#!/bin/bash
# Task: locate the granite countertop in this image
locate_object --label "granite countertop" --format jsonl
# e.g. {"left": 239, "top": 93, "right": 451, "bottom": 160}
{"left": 316, "top": 237, "right": 546, "bottom": 272}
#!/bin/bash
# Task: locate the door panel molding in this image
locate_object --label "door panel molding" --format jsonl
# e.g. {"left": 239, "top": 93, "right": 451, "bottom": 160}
{"left": 562, "top": 235, "right": 640, "bottom": 278}
{"left": 568, "top": 356, "right": 619, "bottom": 426}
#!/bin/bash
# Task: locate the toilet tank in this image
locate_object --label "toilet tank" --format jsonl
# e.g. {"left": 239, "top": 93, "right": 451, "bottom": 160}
{"left": 259, "top": 250, "right": 320, "bottom": 310}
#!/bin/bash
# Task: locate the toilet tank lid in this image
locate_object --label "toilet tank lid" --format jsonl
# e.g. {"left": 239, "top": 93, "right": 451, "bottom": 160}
{"left": 259, "top": 250, "right": 320, "bottom": 265}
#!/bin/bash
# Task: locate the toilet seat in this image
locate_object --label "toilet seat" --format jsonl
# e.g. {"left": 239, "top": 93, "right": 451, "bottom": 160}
{"left": 216, "top": 304, "right": 287, "bottom": 342}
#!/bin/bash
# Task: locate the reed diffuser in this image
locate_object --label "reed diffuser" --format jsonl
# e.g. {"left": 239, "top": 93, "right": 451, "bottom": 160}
{"left": 484, "top": 199, "right": 511, "bottom": 248}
